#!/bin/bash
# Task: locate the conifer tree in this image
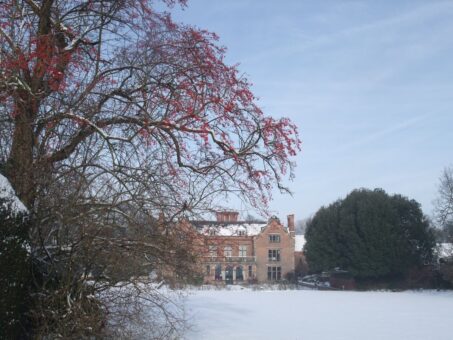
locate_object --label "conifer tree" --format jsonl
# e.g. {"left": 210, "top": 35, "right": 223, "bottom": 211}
{"left": 305, "top": 189, "right": 435, "bottom": 279}
{"left": 0, "top": 197, "right": 32, "bottom": 339}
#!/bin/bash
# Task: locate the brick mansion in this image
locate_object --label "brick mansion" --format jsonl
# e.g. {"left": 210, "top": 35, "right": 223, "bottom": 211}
{"left": 189, "top": 211, "right": 299, "bottom": 284}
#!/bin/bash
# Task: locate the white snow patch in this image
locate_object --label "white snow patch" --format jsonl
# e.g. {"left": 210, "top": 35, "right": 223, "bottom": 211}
{"left": 184, "top": 289, "right": 453, "bottom": 340}
{"left": 0, "top": 173, "right": 27, "bottom": 213}
{"left": 295, "top": 234, "right": 305, "bottom": 251}
{"left": 436, "top": 243, "right": 453, "bottom": 258}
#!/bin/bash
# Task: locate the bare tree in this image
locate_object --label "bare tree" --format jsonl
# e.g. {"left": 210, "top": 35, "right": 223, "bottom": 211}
{"left": 29, "top": 166, "right": 205, "bottom": 338}
{"left": 434, "top": 166, "right": 453, "bottom": 228}
{"left": 0, "top": 0, "right": 300, "bottom": 337}
{"left": 0, "top": 0, "right": 300, "bottom": 213}
{"left": 431, "top": 166, "right": 453, "bottom": 287}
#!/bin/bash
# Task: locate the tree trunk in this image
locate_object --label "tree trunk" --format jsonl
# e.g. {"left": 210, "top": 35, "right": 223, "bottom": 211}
{"left": 6, "top": 107, "right": 36, "bottom": 209}
{"left": 3, "top": 0, "right": 54, "bottom": 209}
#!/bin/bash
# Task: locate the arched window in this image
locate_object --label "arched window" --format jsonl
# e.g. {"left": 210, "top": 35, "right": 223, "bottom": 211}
{"left": 215, "top": 264, "right": 222, "bottom": 280}
{"left": 236, "top": 266, "right": 244, "bottom": 281}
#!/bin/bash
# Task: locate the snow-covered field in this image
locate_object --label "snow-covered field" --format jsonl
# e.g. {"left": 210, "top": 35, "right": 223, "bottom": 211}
{"left": 184, "top": 288, "right": 453, "bottom": 340}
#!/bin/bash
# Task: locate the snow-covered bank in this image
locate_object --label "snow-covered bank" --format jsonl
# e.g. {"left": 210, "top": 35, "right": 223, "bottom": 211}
{"left": 0, "top": 173, "right": 27, "bottom": 213}
{"left": 99, "top": 282, "right": 188, "bottom": 339}
{"left": 184, "top": 289, "right": 453, "bottom": 340}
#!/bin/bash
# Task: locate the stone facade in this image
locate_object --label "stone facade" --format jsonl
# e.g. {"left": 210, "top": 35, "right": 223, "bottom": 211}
{"left": 192, "top": 212, "right": 296, "bottom": 284}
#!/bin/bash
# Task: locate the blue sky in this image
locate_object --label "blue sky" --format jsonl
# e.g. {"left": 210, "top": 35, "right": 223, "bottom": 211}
{"left": 171, "top": 0, "right": 453, "bottom": 221}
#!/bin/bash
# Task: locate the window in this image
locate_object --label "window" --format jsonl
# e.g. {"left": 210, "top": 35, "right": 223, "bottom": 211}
{"left": 268, "top": 249, "right": 281, "bottom": 262}
{"left": 236, "top": 266, "right": 244, "bottom": 281}
{"left": 267, "top": 266, "right": 282, "bottom": 281}
{"left": 215, "top": 264, "right": 222, "bottom": 280}
{"left": 225, "top": 265, "right": 233, "bottom": 284}
{"left": 209, "top": 245, "right": 217, "bottom": 257}
{"left": 238, "top": 229, "right": 246, "bottom": 236}
{"left": 248, "top": 265, "right": 253, "bottom": 278}
{"left": 269, "top": 234, "right": 280, "bottom": 243}
{"left": 239, "top": 245, "right": 247, "bottom": 257}
{"left": 224, "top": 246, "right": 232, "bottom": 257}
{"left": 206, "top": 265, "right": 211, "bottom": 275}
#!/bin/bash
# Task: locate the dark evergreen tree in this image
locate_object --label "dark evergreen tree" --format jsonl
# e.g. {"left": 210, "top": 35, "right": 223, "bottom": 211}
{"left": 0, "top": 197, "right": 32, "bottom": 339}
{"left": 305, "top": 189, "right": 435, "bottom": 279}
{"left": 304, "top": 202, "right": 341, "bottom": 273}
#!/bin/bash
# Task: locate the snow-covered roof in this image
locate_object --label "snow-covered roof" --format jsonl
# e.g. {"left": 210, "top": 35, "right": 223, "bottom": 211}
{"left": 0, "top": 174, "right": 27, "bottom": 214}
{"left": 295, "top": 234, "right": 306, "bottom": 251}
{"left": 194, "top": 221, "right": 267, "bottom": 236}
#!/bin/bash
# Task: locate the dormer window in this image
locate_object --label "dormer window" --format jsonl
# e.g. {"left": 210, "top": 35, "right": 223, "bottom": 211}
{"left": 238, "top": 229, "right": 246, "bottom": 236}
{"left": 209, "top": 228, "right": 216, "bottom": 236}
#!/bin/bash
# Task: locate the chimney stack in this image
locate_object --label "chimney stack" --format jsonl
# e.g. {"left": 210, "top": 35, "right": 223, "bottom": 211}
{"left": 287, "top": 214, "right": 295, "bottom": 237}
{"left": 216, "top": 211, "right": 239, "bottom": 222}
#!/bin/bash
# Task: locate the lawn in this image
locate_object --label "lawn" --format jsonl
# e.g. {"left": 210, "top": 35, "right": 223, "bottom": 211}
{"left": 184, "top": 288, "right": 453, "bottom": 340}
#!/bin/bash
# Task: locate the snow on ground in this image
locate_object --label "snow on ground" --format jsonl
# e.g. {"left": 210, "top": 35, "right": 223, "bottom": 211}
{"left": 184, "top": 289, "right": 453, "bottom": 340}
